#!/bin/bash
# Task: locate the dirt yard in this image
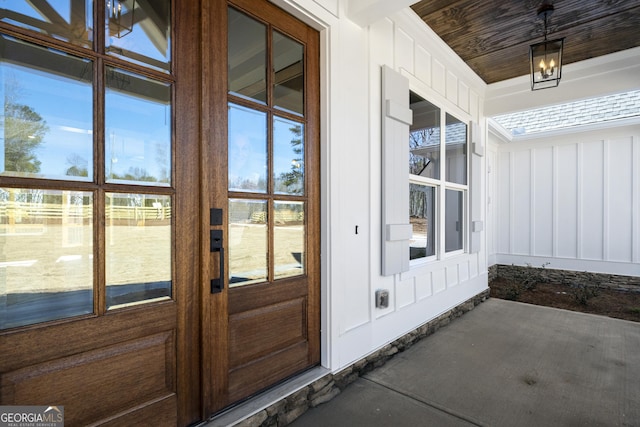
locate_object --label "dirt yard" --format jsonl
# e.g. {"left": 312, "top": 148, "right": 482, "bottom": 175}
{"left": 490, "top": 276, "right": 640, "bottom": 323}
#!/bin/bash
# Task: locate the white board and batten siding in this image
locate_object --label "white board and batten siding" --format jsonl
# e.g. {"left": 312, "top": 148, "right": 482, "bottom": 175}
{"left": 330, "top": 9, "right": 488, "bottom": 369}
{"left": 489, "top": 124, "right": 640, "bottom": 277}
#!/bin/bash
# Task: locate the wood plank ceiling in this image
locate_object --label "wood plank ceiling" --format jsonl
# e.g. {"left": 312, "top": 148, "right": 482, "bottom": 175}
{"left": 410, "top": 0, "right": 640, "bottom": 84}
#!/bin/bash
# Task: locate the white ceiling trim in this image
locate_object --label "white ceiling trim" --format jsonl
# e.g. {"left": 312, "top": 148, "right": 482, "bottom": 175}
{"left": 346, "top": 0, "right": 415, "bottom": 27}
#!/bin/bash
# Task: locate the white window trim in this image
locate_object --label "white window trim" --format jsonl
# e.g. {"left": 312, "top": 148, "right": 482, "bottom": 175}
{"left": 409, "top": 89, "right": 471, "bottom": 265}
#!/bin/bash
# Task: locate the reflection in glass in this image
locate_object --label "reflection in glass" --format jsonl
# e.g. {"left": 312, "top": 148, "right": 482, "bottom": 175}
{"left": 0, "top": 36, "right": 93, "bottom": 181}
{"left": 106, "top": 0, "right": 171, "bottom": 72}
{"left": 0, "top": 188, "right": 93, "bottom": 330}
{"left": 409, "top": 92, "right": 440, "bottom": 179}
{"left": 106, "top": 67, "right": 171, "bottom": 186}
{"left": 445, "top": 113, "right": 467, "bottom": 185}
{"left": 1, "top": 1, "right": 93, "bottom": 48}
{"left": 105, "top": 193, "right": 171, "bottom": 310}
{"left": 228, "top": 7, "right": 266, "bottom": 103}
{"left": 445, "top": 189, "right": 464, "bottom": 252}
{"left": 410, "top": 184, "right": 435, "bottom": 260}
{"left": 274, "top": 117, "right": 304, "bottom": 195}
{"left": 274, "top": 201, "right": 304, "bottom": 279}
{"left": 228, "top": 103, "right": 267, "bottom": 192}
{"left": 229, "top": 199, "right": 267, "bottom": 286}
{"left": 273, "top": 31, "right": 304, "bottom": 115}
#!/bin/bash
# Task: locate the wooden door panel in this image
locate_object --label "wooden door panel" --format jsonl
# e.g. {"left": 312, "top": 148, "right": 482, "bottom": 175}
{"left": 229, "top": 297, "right": 307, "bottom": 367}
{"left": 0, "top": 303, "right": 177, "bottom": 425}
{"left": 0, "top": 303, "right": 176, "bottom": 371}
{"left": 228, "top": 279, "right": 308, "bottom": 314}
{"left": 97, "top": 395, "right": 177, "bottom": 427}
{"left": 228, "top": 341, "right": 309, "bottom": 402}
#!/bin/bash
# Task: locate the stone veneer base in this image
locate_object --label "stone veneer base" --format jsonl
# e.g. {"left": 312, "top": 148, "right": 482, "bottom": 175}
{"left": 493, "top": 264, "right": 640, "bottom": 293}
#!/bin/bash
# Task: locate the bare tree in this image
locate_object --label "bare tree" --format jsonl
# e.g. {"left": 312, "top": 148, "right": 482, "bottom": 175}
{"left": 3, "top": 80, "right": 48, "bottom": 173}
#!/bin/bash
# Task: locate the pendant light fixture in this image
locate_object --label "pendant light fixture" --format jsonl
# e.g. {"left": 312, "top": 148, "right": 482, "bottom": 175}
{"left": 107, "top": 0, "right": 136, "bottom": 38}
{"left": 530, "top": 2, "right": 564, "bottom": 90}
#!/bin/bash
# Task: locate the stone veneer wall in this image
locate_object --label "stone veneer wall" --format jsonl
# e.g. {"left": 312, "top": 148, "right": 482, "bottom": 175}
{"left": 234, "top": 289, "right": 491, "bottom": 427}
{"left": 494, "top": 264, "right": 640, "bottom": 293}
{"left": 488, "top": 264, "right": 498, "bottom": 282}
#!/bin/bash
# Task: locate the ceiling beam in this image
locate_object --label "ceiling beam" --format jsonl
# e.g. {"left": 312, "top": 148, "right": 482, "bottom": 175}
{"left": 26, "top": 0, "right": 66, "bottom": 27}
{"left": 347, "top": 0, "right": 416, "bottom": 27}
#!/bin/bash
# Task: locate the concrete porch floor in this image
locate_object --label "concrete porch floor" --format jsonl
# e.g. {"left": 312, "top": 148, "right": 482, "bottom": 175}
{"left": 290, "top": 298, "right": 640, "bottom": 427}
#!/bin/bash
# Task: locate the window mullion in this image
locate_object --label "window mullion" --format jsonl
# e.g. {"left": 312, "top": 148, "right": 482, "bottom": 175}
{"left": 438, "top": 109, "right": 446, "bottom": 259}
{"left": 95, "top": 55, "right": 106, "bottom": 315}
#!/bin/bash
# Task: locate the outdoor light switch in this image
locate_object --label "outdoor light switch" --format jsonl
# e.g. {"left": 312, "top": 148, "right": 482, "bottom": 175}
{"left": 376, "top": 289, "right": 389, "bottom": 309}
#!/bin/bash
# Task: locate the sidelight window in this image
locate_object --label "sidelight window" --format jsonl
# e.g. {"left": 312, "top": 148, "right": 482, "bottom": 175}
{"left": 0, "top": 0, "right": 173, "bottom": 330}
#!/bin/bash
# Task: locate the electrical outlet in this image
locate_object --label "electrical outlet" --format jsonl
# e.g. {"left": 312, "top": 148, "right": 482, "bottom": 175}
{"left": 375, "top": 289, "right": 389, "bottom": 308}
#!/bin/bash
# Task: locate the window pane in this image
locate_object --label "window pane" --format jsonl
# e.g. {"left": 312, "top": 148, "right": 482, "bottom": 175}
{"left": 0, "top": 188, "right": 93, "bottom": 330}
{"left": 273, "top": 117, "right": 304, "bottom": 195}
{"left": 445, "top": 189, "right": 463, "bottom": 252}
{"left": 273, "top": 31, "right": 304, "bottom": 115}
{"left": 409, "top": 92, "right": 440, "bottom": 179}
{"left": 229, "top": 199, "right": 267, "bottom": 286}
{"left": 105, "top": 0, "right": 171, "bottom": 72}
{"left": 228, "top": 7, "right": 266, "bottom": 103}
{"left": 228, "top": 103, "right": 267, "bottom": 192}
{"left": 1, "top": 1, "right": 92, "bottom": 48}
{"left": 105, "top": 193, "right": 171, "bottom": 310}
{"left": 105, "top": 67, "right": 171, "bottom": 186}
{"left": 445, "top": 113, "right": 467, "bottom": 185}
{"left": 0, "top": 36, "right": 93, "bottom": 181}
{"left": 274, "top": 201, "right": 304, "bottom": 279}
{"left": 410, "top": 184, "right": 435, "bottom": 260}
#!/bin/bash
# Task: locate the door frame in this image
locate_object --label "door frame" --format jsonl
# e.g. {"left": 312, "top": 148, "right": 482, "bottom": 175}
{"left": 175, "top": 1, "right": 203, "bottom": 425}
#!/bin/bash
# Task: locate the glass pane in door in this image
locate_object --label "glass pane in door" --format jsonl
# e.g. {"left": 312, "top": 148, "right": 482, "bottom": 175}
{"left": 229, "top": 199, "right": 267, "bottom": 286}
{"left": 273, "top": 31, "right": 303, "bottom": 115}
{"left": 228, "top": 7, "right": 266, "bottom": 103}
{"left": 0, "top": 36, "right": 93, "bottom": 181}
{"left": 1, "top": 1, "right": 93, "bottom": 48}
{"left": 0, "top": 188, "right": 93, "bottom": 330}
{"left": 228, "top": 103, "right": 267, "bottom": 192}
{"left": 105, "top": 0, "right": 171, "bottom": 72}
{"left": 273, "top": 117, "right": 304, "bottom": 195}
{"left": 105, "top": 193, "right": 171, "bottom": 309}
{"left": 105, "top": 67, "right": 171, "bottom": 186}
{"left": 274, "top": 201, "right": 304, "bottom": 279}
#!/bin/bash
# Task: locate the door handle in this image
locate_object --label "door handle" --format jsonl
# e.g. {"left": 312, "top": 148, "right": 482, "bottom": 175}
{"left": 210, "top": 230, "right": 224, "bottom": 294}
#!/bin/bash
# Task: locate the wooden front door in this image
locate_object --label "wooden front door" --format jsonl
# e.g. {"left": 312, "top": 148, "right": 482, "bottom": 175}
{"left": 0, "top": 2, "right": 201, "bottom": 425}
{"left": 202, "top": 0, "right": 321, "bottom": 414}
